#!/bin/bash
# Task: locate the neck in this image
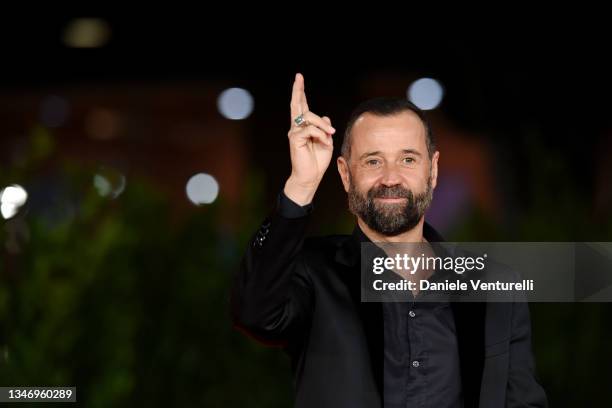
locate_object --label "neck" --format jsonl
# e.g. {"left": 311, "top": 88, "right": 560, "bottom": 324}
{"left": 357, "top": 217, "right": 426, "bottom": 243}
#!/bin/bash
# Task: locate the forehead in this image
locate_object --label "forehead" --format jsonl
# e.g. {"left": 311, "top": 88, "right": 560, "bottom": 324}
{"left": 350, "top": 111, "right": 427, "bottom": 156}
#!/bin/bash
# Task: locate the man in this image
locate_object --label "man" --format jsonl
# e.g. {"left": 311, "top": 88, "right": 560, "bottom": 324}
{"left": 230, "top": 74, "right": 548, "bottom": 407}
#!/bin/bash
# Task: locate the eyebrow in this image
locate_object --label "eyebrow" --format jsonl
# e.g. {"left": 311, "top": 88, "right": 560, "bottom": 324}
{"left": 358, "top": 149, "right": 422, "bottom": 161}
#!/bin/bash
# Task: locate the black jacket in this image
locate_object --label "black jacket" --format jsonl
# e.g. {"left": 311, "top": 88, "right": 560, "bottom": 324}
{"left": 230, "top": 209, "right": 548, "bottom": 407}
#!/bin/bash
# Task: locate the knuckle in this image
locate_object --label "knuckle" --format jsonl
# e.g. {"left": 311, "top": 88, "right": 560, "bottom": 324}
{"left": 307, "top": 111, "right": 320, "bottom": 120}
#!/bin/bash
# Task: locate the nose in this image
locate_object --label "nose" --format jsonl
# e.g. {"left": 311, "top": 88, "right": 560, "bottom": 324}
{"left": 380, "top": 162, "right": 402, "bottom": 187}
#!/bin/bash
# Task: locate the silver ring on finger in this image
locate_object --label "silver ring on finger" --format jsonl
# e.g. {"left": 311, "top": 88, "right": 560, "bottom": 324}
{"left": 294, "top": 113, "right": 308, "bottom": 127}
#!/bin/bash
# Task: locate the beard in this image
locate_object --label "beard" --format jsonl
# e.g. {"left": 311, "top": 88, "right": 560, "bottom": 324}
{"left": 348, "top": 174, "right": 433, "bottom": 236}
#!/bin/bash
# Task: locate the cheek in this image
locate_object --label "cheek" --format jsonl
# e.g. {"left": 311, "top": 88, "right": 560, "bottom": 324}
{"left": 391, "top": 171, "right": 429, "bottom": 194}
{"left": 410, "top": 170, "right": 432, "bottom": 192}
{"left": 351, "top": 169, "right": 378, "bottom": 191}
{"left": 408, "top": 166, "right": 431, "bottom": 183}
{"left": 405, "top": 173, "right": 425, "bottom": 187}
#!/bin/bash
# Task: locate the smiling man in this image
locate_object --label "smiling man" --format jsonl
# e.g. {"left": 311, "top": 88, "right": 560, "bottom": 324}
{"left": 230, "top": 74, "right": 547, "bottom": 407}
{"left": 338, "top": 98, "right": 437, "bottom": 243}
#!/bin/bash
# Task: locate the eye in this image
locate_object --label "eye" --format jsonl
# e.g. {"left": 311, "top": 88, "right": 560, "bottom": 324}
{"left": 402, "top": 157, "right": 416, "bottom": 165}
{"left": 366, "top": 159, "right": 380, "bottom": 166}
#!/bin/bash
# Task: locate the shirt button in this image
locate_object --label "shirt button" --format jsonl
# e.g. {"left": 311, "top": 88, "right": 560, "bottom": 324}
{"left": 412, "top": 360, "right": 420, "bottom": 368}
{"left": 409, "top": 310, "right": 416, "bottom": 318}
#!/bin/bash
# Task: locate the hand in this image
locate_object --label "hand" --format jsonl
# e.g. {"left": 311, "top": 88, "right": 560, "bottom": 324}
{"left": 284, "top": 73, "right": 335, "bottom": 205}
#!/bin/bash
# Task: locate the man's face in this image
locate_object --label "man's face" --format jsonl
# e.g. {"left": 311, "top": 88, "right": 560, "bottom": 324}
{"left": 337, "top": 111, "right": 439, "bottom": 236}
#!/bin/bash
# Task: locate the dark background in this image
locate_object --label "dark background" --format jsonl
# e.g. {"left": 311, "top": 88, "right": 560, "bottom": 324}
{"left": 0, "top": 16, "right": 611, "bottom": 406}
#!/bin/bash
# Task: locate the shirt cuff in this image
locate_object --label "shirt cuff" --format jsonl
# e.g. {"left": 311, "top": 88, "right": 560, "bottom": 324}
{"left": 277, "top": 190, "right": 313, "bottom": 219}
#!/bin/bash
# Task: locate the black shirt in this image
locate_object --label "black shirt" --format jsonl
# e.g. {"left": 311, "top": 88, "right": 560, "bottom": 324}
{"left": 353, "top": 226, "right": 463, "bottom": 408}
{"left": 278, "top": 191, "right": 462, "bottom": 408}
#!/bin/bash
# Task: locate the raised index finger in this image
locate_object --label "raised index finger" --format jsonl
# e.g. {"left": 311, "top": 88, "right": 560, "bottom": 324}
{"left": 290, "top": 73, "right": 309, "bottom": 120}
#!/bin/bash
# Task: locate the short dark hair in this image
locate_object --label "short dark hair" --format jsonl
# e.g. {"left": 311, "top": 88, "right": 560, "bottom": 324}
{"left": 341, "top": 97, "right": 435, "bottom": 160}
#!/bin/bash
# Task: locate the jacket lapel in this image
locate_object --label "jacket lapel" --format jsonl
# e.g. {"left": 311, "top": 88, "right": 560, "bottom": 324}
{"left": 451, "top": 301, "right": 486, "bottom": 406}
{"left": 335, "top": 230, "right": 385, "bottom": 401}
{"left": 428, "top": 221, "right": 487, "bottom": 406}
{"left": 426, "top": 222, "right": 486, "bottom": 405}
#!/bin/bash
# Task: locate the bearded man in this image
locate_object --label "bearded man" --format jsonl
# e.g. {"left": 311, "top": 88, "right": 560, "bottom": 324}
{"left": 230, "top": 74, "right": 548, "bottom": 408}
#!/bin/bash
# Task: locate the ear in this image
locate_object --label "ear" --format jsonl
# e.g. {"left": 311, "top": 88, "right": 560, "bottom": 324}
{"left": 337, "top": 156, "right": 351, "bottom": 193}
{"left": 430, "top": 150, "right": 440, "bottom": 190}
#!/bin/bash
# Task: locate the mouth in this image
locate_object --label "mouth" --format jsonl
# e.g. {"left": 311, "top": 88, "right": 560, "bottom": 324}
{"left": 375, "top": 197, "right": 407, "bottom": 203}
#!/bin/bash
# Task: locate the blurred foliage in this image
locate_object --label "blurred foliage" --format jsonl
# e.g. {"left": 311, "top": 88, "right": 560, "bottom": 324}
{"left": 0, "top": 128, "right": 293, "bottom": 407}
{"left": 0, "top": 125, "right": 610, "bottom": 407}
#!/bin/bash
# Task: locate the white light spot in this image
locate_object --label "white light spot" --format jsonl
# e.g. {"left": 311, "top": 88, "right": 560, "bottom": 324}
{"left": 217, "top": 88, "right": 254, "bottom": 120}
{"left": 63, "top": 18, "right": 111, "bottom": 48}
{"left": 1, "top": 185, "right": 28, "bottom": 207}
{"left": 186, "top": 173, "right": 219, "bottom": 205}
{"left": 93, "top": 175, "right": 112, "bottom": 197}
{"left": 0, "top": 184, "right": 28, "bottom": 219}
{"left": 408, "top": 78, "right": 444, "bottom": 110}
{"left": 93, "top": 169, "right": 125, "bottom": 199}
{"left": 1, "top": 203, "right": 17, "bottom": 219}
{"left": 40, "top": 95, "right": 70, "bottom": 128}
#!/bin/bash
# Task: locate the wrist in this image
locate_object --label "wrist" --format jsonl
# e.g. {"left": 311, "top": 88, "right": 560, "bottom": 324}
{"left": 284, "top": 176, "right": 318, "bottom": 206}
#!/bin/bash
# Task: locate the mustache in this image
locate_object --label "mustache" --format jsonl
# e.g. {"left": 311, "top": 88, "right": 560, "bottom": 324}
{"left": 367, "top": 185, "right": 413, "bottom": 199}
